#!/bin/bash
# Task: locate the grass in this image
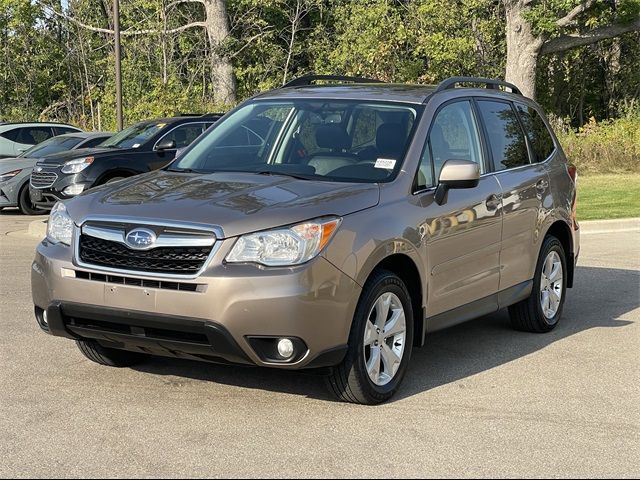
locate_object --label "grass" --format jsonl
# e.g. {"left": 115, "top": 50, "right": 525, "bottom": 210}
{"left": 577, "top": 174, "right": 640, "bottom": 221}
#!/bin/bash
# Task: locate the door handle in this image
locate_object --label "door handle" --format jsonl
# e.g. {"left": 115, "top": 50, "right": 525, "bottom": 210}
{"left": 536, "top": 179, "right": 549, "bottom": 192}
{"left": 485, "top": 194, "right": 501, "bottom": 211}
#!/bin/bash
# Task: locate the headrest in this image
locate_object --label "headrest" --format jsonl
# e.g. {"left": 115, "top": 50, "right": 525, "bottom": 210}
{"left": 316, "top": 124, "right": 351, "bottom": 150}
{"left": 376, "top": 124, "right": 406, "bottom": 157}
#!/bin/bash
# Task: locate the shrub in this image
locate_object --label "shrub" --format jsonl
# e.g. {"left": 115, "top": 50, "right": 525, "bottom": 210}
{"left": 552, "top": 107, "right": 640, "bottom": 175}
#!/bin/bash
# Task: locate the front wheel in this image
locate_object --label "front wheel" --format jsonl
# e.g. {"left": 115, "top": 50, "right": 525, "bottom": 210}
{"left": 509, "top": 235, "right": 567, "bottom": 333}
{"left": 326, "top": 270, "right": 414, "bottom": 404}
{"left": 76, "top": 339, "right": 145, "bottom": 367}
{"left": 18, "top": 185, "right": 47, "bottom": 215}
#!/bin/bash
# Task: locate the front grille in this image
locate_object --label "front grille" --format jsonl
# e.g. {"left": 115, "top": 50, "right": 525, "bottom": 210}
{"left": 79, "top": 235, "right": 212, "bottom": 274}
{"left": 31, "top": 171, "right": 58, "bottom": 188}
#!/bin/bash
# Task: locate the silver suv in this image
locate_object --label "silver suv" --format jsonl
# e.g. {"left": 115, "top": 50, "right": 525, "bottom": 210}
{"left": 31, "top": 76, "right": 579, "bottom": 404}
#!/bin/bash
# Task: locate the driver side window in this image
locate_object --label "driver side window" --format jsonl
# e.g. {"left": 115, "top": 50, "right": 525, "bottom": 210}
{"left": 416, "top": 100, "right": 483, "bottom": 190}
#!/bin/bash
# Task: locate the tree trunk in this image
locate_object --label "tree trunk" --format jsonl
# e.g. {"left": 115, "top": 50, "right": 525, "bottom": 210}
{"left": 203, "top": 0, "right": 236, "bottom": 105}
{"left": 504, "top": 1, "right": 544, "bottom": 99}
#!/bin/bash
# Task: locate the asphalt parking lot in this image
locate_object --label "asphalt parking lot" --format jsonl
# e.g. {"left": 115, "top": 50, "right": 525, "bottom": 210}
{"left": 1, "top": 209, "right": 638, "bottom": 478}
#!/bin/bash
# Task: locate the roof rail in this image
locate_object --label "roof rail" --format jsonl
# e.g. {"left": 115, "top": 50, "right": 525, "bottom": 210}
{"left": 283, "top": 74, "right": 384, "bottom": 88}
{"left": 435, "top": 76, "right": 522, "bottom": 96}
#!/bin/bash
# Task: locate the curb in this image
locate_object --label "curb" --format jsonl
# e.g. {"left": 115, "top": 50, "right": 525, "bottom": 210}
{"left": 579, "top": 217, "right": 640, "bottom": 234}
{"left": 27, "top": 219, "right": 47, "bottom": 238}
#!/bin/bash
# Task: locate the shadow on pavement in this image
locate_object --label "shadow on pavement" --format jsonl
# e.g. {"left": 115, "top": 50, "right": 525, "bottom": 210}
{"left": 133, "top": 265, "right": 638, "bottom": 403}
{"left": 0, "top": 208, "right": 23, "bottom": 215}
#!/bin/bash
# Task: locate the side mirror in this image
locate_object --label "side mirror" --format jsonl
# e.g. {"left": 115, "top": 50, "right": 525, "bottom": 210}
{"left": 435, "top": 159, "right": 480, "bottom": 205}
{"left": 156, "top": 139, "right": 177, "bottom": 151}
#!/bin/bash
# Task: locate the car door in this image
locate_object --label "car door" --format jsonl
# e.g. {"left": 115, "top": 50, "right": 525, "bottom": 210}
{"left": 414, "top": 99, "right": 503, "bottom": 329}
{"left": 475, "top": 98, "right": 553, "bottom": 294}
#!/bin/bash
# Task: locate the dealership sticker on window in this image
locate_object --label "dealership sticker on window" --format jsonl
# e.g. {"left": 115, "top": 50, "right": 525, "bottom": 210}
{"left": 375, "top": 158, "right": 396, "bottom": 170}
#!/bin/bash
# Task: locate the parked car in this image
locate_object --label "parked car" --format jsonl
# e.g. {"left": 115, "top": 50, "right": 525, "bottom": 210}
{"left": 32, "top": 76, "right": 579, "bottom": 404}
{"left": 29, "top": 114, "right": 221, "bottom": 210}
{"left": 0, "top": 122, "right": 82, "bottom": 159}
{"left": 0, "top": 132, "right": 113, "bottom": 215}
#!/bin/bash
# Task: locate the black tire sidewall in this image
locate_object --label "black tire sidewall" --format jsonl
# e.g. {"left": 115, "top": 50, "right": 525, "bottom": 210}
{"left": 18, "top": 185, "right": 46, "bottom": 215}
{"left": 534, "top": 237, "right": 567, "bottom": 327}
{"left": 350, "top": 272, "right": 414, "bottom": 398}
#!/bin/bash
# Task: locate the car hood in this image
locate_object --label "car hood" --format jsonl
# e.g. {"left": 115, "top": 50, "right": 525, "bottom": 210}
{"left": 37, "top": 147, "right": 132, "bottom": 164}
{"left": 0, "top": 157, "right": 37, "bottom": 174}
{"left": 66, "top": 170, "right": 380, "bottom": 238}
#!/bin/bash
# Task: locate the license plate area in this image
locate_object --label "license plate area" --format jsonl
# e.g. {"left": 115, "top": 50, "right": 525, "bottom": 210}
{"left": 104, "top": 284, "right": 157, "bottom": 310}
{"left": 30, "top": 188, "right": 43, "bottom": 201}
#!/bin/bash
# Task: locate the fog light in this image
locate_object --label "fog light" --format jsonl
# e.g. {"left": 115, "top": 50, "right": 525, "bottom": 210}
{"left": 42, "top": 310, "right": 48, "bottom": 326}
{"left": 277, "top": 338, "right": 295, "bottom": 359}
{"left": 63, "top": 184, "right": 85, "bottom": 196}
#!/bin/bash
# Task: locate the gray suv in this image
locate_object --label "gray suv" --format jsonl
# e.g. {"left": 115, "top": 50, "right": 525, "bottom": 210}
{"left": 31, "top": 76, "right": 579, "bottom": 404}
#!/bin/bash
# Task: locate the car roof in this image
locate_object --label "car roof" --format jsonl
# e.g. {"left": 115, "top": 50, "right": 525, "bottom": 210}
{"left": 254, "top": 84, "right": 438, "bottom": 105}
{"left": 55, "top": 131, "right": 113, "bottom": 140}
{"left": 250, "top": 75, "right": 529, "bottom": 106}
{"left": 0, "top": 122, "right": 80, "bottom": 129}
{"left": 134, "top": 115, "right": 221, "bottom": 126}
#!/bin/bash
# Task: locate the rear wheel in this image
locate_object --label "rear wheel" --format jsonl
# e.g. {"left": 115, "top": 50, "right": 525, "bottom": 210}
{"left": 18, "top": 185, "right": 47, "bottom": 215}
{"left": 326, "top": 270, "right": 414, "bottom": 404}
{"left": 509, "top": 236, "right": 567, "bottom": 333}
{"left": 76, "top": 339, "right": 145, "bottom": 367}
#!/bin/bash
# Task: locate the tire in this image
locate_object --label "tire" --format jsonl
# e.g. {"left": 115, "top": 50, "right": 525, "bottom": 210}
{"left": 76, "top": 339, "right": 145, "bottom": 367}
{"left": 18, "top": 185, "right": 47, "bottom": 215}
{"left": 326, "top": 269, "right": 414, "bottom": 405}
{"left": 509, "top": 235, "right": 567, "bottom": 333}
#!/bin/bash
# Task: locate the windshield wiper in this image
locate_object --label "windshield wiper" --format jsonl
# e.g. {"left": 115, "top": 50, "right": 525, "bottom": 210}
{"left": 166, "top": 167, "right": 206, "bottom": 173}
{"left": 256, "top": 170, "right": 315, "bottom": 181}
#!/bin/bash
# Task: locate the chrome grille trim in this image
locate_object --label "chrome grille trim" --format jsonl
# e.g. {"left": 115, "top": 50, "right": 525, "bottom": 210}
{"left": 30, "top": 171, "right": 59, "bottom": 189}
{"left": 82, "top": 224, "right": 216, "bottom": 249}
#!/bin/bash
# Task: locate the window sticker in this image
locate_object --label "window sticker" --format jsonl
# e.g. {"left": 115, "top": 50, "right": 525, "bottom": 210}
{"left": 157, "top": 123, "right": 167, "bottom": 128}
{"left": 374, "top": 158, "right": 396, "bottom": 170}
{"left": 132, "top": 143, "right": 141, "bottom": 148}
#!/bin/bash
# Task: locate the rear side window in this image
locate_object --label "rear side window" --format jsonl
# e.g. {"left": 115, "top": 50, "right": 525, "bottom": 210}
{"left": 0, "top": 128, "right": 19, "bottom": 142}
{"left": 54, "top": 126, "right": 81, "bottom": 135}
{"left": 16, "top": 127, "right": 54, "bottom": 145}
{"left": 477, "top": 100, "right": 530, "bottom": 171}
{"left": 515, "top": 103, "right": 555, "bottom": 162}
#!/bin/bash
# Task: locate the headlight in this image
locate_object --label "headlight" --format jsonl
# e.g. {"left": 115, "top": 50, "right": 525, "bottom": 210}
{"left": 0, "top": 169, "right": 21, "bottom": 182}
{"left": 226, "top": 217, "right": 341, "bottom": 266}
{"left": 61, "top": 157, "right": 94, "bottom": 174}
{"left": 46, "top": 202, "right": 74, "bottom": 245}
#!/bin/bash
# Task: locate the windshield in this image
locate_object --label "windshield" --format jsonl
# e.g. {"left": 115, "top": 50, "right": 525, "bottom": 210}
{"left": 20, "top": 135, "right": 83, "bottom": 158}
{"left": 100, "top": 122, "right": 164, "bottom": 149}
{"left": 170, "top": 100, "right": 420, "bottom": 183}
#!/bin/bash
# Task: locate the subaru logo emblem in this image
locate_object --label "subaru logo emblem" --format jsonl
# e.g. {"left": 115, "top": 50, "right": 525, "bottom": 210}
{"left": 125, "top": 228, "right": 156, "bottom": 250}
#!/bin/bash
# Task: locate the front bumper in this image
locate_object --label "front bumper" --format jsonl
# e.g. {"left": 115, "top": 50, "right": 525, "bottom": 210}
{"left": 30, "top": 171, "right": 91, "bottom": 209}
{"left": 31, "top": 240, "right": 359, "bottom": 369}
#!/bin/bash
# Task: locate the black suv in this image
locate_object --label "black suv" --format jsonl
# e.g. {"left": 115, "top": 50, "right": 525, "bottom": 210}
{"left": 30, "top": 114, "right": 222, "bottom": 209}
